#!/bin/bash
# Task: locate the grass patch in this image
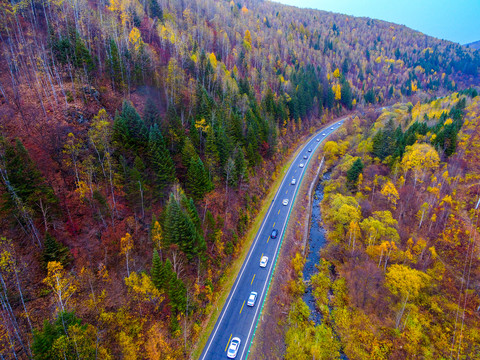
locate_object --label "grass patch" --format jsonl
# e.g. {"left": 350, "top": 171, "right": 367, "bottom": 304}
{"left": 191, "top": 141, "right": 306, "bottom": 359}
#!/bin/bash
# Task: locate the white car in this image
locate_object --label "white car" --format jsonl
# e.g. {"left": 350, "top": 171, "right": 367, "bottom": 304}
{"left": 299, "top": 163, "right": 304, "bottom": 168}
{"left": 316, "top": 138, "right": 320, "bottom": 141}
{"left": 308, "top": 148, "right": 312, "bottom": 152}
{"left": 322, "top": 133, "right": 326, "bottom": 136}
{"left": 330, "top": 127, "right": 334, "bottom": 130}
{"left": 247, "top": 291, "right": 258, "bottom": 307}
{"left": 282, "top": 198, "right": 289, "bottom": 206}
{"left": 227, "top": 337, "right": 241, "bottom": 358}
{"left": 291, "top": 178, "right": 296, "bottom": 185}
{"left": 260, "top": 256, "right": 268, "bottom": 268}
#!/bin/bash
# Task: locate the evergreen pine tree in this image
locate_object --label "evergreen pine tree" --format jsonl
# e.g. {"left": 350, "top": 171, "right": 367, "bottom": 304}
{"left": 340, "top": 78, "right": 353, "bottom": 109}
{"left": 151, "top": 249, "right": 162, "bottom": 289}
{"left": 125, "top": 156, "right": 146, "bottom": 215}
{"left": 164, "top": 193, "right": 181, "bottom": 249}
{"left": 120, "top": 101, "right": 148, "bottom": 149}
{"left": 143, "top": 98, "right": 161, "bottom": 128}
{"left": 169, "top": 276, "right": 187, "bottom": 314}
{"left": 181, "top": 137, "right": 197, "bottom": 168}
{"left": 42, "top": 233, "right": 71, "bottom": 269}
{"left": 148, "top": 124, "right": 175, "bottom": 192}
{"left": 148, "top": 0, "right": 163, "bottom": 19}
{"left": 186, "top": 156, "right": 213, "bottom": 200}
{"left": 178, "top": 214, "right": 199, "bottom": 259}
{"left": 346, "top": 158, "right": 364, "bottom": 185}
{"left": 233, "top": 147, "right": 246, "bottom": 185}
{"left": 0, "top": 137, "right": 58, "bottom": 221}
{"left": 113, "top": 111, "right": 129, "bottom": 147}
{"left": 107, "top": 39, "right": 124, "bottom": 91}
{"left": 205, "top": 126, "right": 220, "bottom": 172}
{"left": 161, "top": 258, "right": 174, "bottom": 291}
{"left": 215, "top": 126, "right": 232, "bottom": 169}
{"left": 74, "top": 35, "right": 95, "bottom": 76}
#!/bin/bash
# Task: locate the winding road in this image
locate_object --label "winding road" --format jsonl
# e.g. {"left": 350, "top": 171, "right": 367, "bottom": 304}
{"left": 199, "top": 119, "right": 345, "bottom": 360}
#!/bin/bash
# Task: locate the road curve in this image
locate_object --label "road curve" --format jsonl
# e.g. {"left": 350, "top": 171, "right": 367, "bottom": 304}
{"left": 199, "top": 119, "right": 345, "bottom": 360}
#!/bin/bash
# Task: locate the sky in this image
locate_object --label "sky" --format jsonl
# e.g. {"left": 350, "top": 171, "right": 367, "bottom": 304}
{"left": 273, "top": 0, "right": 480, "bottom": 45}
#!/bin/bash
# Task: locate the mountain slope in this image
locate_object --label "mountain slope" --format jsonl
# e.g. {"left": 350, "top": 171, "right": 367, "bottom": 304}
{"left": 0, "top": 0, "right": 479, "bottom": 358}
{"left": 274, "top": 91, "right": 480, "bottom": 359}
{"left": 466, "top": 40, "right": 480, "bottom": 50}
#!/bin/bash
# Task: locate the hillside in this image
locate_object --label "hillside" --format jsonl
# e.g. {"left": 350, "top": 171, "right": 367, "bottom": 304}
{"left": 466, "top": 40, "right": 480, "bottom": 50}
{"left": 0, "top": 0, "right": 479, "bottom": 358}
{"left": 279, "top": 90, "right": 480, "bottom": 359}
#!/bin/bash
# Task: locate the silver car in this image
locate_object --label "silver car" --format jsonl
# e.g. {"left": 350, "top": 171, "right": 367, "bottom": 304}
{"left": 227, "top": 337, "right": 241, "bottom": 358}
{"left": 260, "top": 256, "right": 268, "bottom": 268}
{"left": 247, "top": 292, "right": 258, "bottom": 307}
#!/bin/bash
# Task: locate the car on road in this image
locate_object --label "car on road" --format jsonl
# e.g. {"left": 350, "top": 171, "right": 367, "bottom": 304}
{"left": 260, "top": 256, "right": 268, "bottom": 268}
{"left": 316, "top": 138, "right": 320, "bottom": 141}
{"left": 308, "top": 148, "right": 312, "bottom": 152}
{"left": 291, "top": 178, "right": 296, "bottom": 185}
{"left": 322, "top": 133, "right": 326, "bottom": 136}
{"left": 330, "top": 127, "right": 334, "bottom": 130}
{"left": 227, "top": 337, "right": 241, "bottom": 358}
{"left": 303, "top": 155, "right": 308, "bottom": 159}
{"left": 271, "top": 229, "right": 278, "bottom": 238}
{"left": 299, "top": 163, "right": 304, "bottom": 168}
{"left": 247, "top": 292, "right": 258, "bottom": 307}
{"left": 282, "top": 198, "right": 289, "bottom": 206}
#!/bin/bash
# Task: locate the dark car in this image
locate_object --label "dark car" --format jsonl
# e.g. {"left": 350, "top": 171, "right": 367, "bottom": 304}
{"left": 271, "top": 229, "right": 278, "bottom": 239}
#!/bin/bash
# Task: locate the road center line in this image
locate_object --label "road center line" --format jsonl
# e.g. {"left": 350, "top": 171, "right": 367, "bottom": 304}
{"left": 240, "top": 300, "right": 245, "bottom": 314}
{"left": 225, "top": 333, "right": 232, "bottom": 352}
{"left": 251, "top": 274, "right": 255, "bottom": 285}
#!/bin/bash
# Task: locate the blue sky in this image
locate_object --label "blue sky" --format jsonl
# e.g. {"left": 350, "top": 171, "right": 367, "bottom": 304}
{"left": 273, "top": 0, "right": 480, "bottom": 45}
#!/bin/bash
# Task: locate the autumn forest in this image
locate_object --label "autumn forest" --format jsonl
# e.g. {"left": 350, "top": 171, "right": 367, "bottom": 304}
{"left": 0, "top": 0, "right": 479, "bottom": 358}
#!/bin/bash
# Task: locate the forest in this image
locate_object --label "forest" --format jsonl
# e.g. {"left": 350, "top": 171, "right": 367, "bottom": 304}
{"left": 282, "top": 91, "right": 480, "bottom": 359}
{"left": 0, "top": 0, "right": 479, "bottom": 358}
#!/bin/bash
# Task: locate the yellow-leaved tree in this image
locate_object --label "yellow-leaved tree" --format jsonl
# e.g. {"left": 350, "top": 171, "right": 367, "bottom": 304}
{"left": 347, "top": 220, "right": 361, "bottom": 253}
{"left": 380, "top": 180, "right": 399, "bottom": 208}
{"left": 120, "top": 233, "right": 133, "bottom": 276}
{"left": 128, "top": 27, "right": 143, "bottom": 52}
{"left": 151, "top": 219, "right": 164, "bottom": 257}
{"left": 385, "top": 264, "right": 430, "bottom": 328}
{"left": 243, "top": 30, "right": 252, "bottom": 51}
{"left": 124, "top": 272, "right": 163, "bottom": 304}
{"left": 43, "top": 261, "right": 77, "bottom": 313}
{"left": 323, "top": 140, "right": 340, "bottom": 161}
{"left": 401, "top": 143, "right": 440, "bottom": 188}
{"left": 333, "top": 83, "right": 341, "bottom": 100}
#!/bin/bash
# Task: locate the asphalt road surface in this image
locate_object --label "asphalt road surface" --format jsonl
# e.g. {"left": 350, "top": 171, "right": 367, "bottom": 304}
{"left": 199, "top": 119, "right": 345, "bottom": 360}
